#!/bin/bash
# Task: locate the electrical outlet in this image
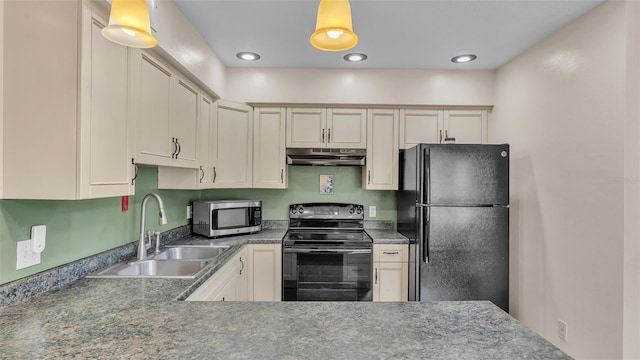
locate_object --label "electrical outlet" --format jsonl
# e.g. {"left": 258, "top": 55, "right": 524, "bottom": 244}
{"left": 187, "top": 205, "right": 193, "bottom": 219}
{"left": 558, "top": 320, "right": 568, "bottom": 341}
{"left": 16, "top": 240, "right": 41, "bottom": 270}
{"left": 369, "top": 205, "right": 377, "bottom": 218}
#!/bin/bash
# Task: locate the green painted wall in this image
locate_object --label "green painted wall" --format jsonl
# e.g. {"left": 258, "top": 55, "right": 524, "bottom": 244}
{"left": 0, "top": 165, "right": 395, "bottom": 285}
{"left": 0, "top": 166, "right": 200, "bottom": 285}
{"left": 202, "top": 166, "right": 396, "bottom": 221}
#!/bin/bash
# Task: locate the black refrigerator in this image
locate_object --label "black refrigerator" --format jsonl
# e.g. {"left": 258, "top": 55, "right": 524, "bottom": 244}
{"left": 397, "top": 144, "right": 509, "bottom": 312}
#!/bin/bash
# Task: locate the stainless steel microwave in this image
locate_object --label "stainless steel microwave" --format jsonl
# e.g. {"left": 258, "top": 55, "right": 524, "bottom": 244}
{"left": 192, "top": 200, "right": 261, "bottom": 237}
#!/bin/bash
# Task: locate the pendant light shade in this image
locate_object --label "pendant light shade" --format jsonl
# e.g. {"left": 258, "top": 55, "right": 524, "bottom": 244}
{"left": 102, "top": 0, "right": 157, "bottom": 48}
{"left": 310, "top": 0, "right": 358, "bottom": 51}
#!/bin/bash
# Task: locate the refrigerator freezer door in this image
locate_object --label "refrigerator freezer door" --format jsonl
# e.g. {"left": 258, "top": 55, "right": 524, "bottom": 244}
{"left": 397, "top": 146, "right": 420, "bottom": 242}
{"left": 420, "top": 206, "right": 509, "bottom": 311}
{"left": 423, "top": 144, "right": 509, "bottom": 206}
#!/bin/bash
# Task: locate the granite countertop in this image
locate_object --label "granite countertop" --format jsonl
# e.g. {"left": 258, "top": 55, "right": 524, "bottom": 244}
{"left": 366, "top": 229, "right": 409, "bottom": 244}
{"left": 0, "top": 227, "right": 570, "bottom": 359}
{"left": 0, "top": 279, "right": 569, "bottom": 360}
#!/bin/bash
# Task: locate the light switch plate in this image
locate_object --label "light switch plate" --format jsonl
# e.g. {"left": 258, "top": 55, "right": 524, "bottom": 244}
{"left": 369, "top": 205, "right": 377, "bottom": 218}
{"left": 187, "top": 205, "right": 193, "bottom": 219}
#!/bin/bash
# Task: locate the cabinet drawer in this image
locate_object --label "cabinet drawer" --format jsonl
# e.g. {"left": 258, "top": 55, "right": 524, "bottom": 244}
{"left": 374, "top": 244, "right": 408, "bottom": 263}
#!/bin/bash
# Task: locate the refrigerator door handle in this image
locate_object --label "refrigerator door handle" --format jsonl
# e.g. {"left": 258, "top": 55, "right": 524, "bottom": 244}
{"left": 424, "top": 207, "right": 430, "bottom": 263}
{"left": 424, "top": 148, "right": 431, "bottom": 205}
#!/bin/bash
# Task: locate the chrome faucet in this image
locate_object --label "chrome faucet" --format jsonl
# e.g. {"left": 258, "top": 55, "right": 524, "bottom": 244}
{"left": 137, "top": 193, "right": 168, "bottom": 261}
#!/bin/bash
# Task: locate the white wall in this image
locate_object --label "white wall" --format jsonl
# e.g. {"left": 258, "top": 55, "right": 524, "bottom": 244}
{"left": 491, "top": 1, "right": 639, "bottom": 358}
{"left": 0, "top": 0, "right": 4, "bottom": 199}
{"left": 153, "top": 0, "right": 226, "bottom": 98}
{"left": 226, "top": 68, "right": 494, "bottom": 106}
{"left": 623, "top": 1, "right": 640, "bottom": 358}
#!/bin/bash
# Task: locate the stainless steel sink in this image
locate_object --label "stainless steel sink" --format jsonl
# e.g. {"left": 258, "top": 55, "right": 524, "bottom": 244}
{"left": 88, "top": 259, "right": 209, "bottom": 279}
{"left": 152, "top": 246, "right": 229, "bottom": 260}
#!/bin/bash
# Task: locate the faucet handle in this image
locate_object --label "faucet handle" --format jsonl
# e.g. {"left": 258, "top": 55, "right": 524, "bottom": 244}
{"left": 146, "top": 231, "right": 152, "bottom": 249}
{"left": 154, "top": 231, "right": 161, "bottom": 253}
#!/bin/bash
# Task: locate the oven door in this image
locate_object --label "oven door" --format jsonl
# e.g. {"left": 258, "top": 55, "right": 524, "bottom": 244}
{"left": 282, "top": 245, "right": 372, "bottom": 301}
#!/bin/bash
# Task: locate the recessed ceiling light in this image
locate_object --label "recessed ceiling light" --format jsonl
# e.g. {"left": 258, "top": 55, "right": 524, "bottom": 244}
{"left": 344, "top": 53, "right": 367, "bottom": 62}
{"left": 451, "top": 54, "right": 477, "bottom": 63}
{"left": 236, "top": 52, "right": 261, "bottom": 61}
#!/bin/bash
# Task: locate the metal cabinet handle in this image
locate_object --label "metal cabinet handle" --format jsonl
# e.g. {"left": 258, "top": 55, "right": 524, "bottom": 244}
{"left": 375, "top": 267, "right": 378, "bottom": 285}
{"left": 322, "top": 129, "right": 325, "bottom": 143}
{"left": 131, "top": 158, "right": 138, "bottom": 185}
{"left": 382, "top": 251, "right": 399, "bottom": 255}
{"left": 212, "top": 167, "right": 217, "bottom": 183}
{"left": 199, "top": 166, "right": 205, "bottom": 183}
{"left": 175, "top": 138, "right": 181, "bottom": 157}
{"left": 171, "top": 137, "right": 177, "bottom": 158}
{"left": 439, "top": 130, "right": 443, "bottom": 144}
{"left": 368, "top": 170, "right": 371, "bottom": 184}
{"left": 328, "top": 128, "right": 331, "bottom": 143}
{"left": 221, "top": 297, "right": 225, "bottom": 302}
{"left": 281, "top": 169, "right": 284, "bottom": 183}
{"left": 239, "top": 257, "right": 244, "bottom": 275}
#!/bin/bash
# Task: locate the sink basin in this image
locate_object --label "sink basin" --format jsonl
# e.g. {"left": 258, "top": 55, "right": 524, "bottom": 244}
{"left": 88, "top": 259, "right": 208, "bottom": 279}
{"left": 153, "top": 246, "right": 229, "bottom": 260}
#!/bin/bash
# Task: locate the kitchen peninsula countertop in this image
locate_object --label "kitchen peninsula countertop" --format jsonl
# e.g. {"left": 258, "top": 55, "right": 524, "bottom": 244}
{"left": 0, "top": 278, "right": 569, "bottom": 360}
{"left": 0, "top": 228, "right": 569, "bottom": 359}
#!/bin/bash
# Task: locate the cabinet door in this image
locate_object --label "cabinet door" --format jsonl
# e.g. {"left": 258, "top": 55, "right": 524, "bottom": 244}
{"left": 363, "top": 109, "right": 398, "bottom": 190}
{"left": 249, "top": 244, "right": 282, "bottom": 301}
{"left": 374, "top": 262, "right": 408, "bottom": 301}
{"left": 327, "top": 108, "right": 367, "bottom": 148}
{"left": 253, "top": 107, "right": 287, "bottom": 189}
{"left": 134, "top": 52, "right": 173, "bottom": 166}
{"left": 286, "top": 108, "right": 326, "bottom": 148}
{"left": 78, "top": 10, "right": 134, "bottom": 198}
{"left": 443, "top": 110, "right": 488, "bottom": 144}
{"left": 399, "top": 109, "right": 443, "bottom": 148}
{"left": 198, "top": 95, "right": 213, "bottom": 186}
{"left": 211, "top": 100, "right": 253, "bottom": 188}
{"left": 171, "top": 78, "right": 199, "bottom": 167}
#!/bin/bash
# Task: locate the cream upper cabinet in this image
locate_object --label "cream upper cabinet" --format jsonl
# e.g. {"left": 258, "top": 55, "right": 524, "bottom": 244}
{"left": 286, "top": 107, "right": 366, "bottom": 148}
{"left": 373, "top": 244, "right": 409, "bottom": 302}
{"left": 2, "top": 1, "right": 134, "bottom": 199}
{"left": 253, "top": 107, "right": 287, "bottom": 189}
{"left": 248, "top": 244, "right": 282, "bottom": 301}
{"left": 363, "top": 109, "right": 399, "bottom": 190}
{"left": 326, "top": 108, "right": 367, "bottom": 148}
{"left": 443, "top": 110, "right": 488, "bottom": 144}
{"left": 286, "top": 107, "right": 326, "bottom": 148}
{"left": 131, "top": 51, "right": 199, "bottom": 169}
{"left": 399, "top": 109, "right": 443, "bottom": 149}
{"left": 157, "top": 93, "right": 214, "bottom": 190}
{"left": 210, "top": 99, "right": 253, "bottom": 188}
{"left": 399, "top": 108, "right": 488, "bottom": 148}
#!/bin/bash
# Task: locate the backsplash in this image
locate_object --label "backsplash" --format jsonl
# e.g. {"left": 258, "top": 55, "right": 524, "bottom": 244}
{"left": 201, "top": 166, "right": 396, "bottom": 221}
{"left": 0, "top": 166, "right": 396, "bottom": 286}
{"left": 0, "top": 166, "right": 200, "bottom": 285}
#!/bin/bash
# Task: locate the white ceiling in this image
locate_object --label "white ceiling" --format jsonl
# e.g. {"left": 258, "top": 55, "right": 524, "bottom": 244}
{"left": 173, "top": 0, "right": 605, "bottom": 70}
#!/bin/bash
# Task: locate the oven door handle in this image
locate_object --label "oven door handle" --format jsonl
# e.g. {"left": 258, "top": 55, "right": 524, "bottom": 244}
{"left": 284, "top": 248, "right": 371, "bottom": 255}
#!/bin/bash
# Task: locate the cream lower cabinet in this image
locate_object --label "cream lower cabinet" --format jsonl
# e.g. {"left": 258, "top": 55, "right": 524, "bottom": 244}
{"left": 187, "top": 244, "right": 281, "bottom": 301}
{"left": 373, "top": 244, "right": 409, "bottom": 302}
{"left": 187, "top": 247, "right": 249, "bottom": 302}
{"left": 363, "top": 109, "right": 399, "bottom": 190}
{"left": 253, "top": 107, "right": 287, "bottom": 189}
{"left": 248, "top": 244, "right": 282, "bottom": 301}
{"left": 2, "top": 1, "right": 134, "bottom": 199}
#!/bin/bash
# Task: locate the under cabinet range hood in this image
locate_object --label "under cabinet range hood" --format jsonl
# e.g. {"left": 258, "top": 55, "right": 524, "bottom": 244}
{"left": 286, "top": 148, "right": 366, "bottom": 166}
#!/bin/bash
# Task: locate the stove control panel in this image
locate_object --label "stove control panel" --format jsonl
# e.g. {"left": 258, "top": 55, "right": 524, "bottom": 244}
{"left": 289, "top": 203, "right": 364, "bottom": 220}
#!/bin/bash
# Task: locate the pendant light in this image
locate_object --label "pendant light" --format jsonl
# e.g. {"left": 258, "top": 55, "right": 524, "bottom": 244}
{"left": 310, "top": 0, "right": 358, "bottom": 51}
{"left": 102, "top": 0, "right": 157, "bottom": 48}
